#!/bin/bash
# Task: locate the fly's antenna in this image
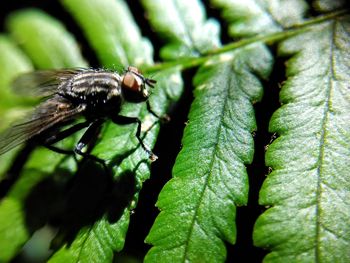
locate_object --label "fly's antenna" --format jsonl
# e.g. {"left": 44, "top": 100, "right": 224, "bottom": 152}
{"left": 145, "top": 78, "right": 157, "bottom": 88}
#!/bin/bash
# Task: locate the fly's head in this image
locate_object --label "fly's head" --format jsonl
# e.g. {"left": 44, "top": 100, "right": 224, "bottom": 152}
{"left": 121, "top": 66, "right": 156, "bottom": 103}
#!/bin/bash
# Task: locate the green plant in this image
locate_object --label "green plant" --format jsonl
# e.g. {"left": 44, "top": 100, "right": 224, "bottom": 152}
{"left": 0, "top": 0, "right": 349, "bottom": 262}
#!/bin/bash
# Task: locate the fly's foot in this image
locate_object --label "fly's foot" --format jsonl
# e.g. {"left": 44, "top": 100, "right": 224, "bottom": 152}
{"left": 144, "top": 145, "right": 158, "bottom": 162}
{"left": 149, "top": 152, "right": 158, "bottom": 162}
{"left": 160, "top": 114, "right": 170, "bottom": 123}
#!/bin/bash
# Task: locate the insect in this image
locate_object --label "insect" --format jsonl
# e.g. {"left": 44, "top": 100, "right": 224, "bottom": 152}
{"left": 0, "top": 66, "right": 163, "bottom": 167}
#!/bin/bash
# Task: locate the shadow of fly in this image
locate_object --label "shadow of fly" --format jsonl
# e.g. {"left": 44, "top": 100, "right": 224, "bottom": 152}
{"left": 0, "top": 66, "right": 165, "bottom": 169}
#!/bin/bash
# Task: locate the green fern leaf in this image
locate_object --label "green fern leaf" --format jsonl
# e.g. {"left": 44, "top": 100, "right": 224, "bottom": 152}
{"left": 254, "top": 15, "right": 350, "bottom": 262}
{"left": 142, "top": 0, "right": 221, "bottom": 59}
{"left": 61, "top": 0, "right": 153, "bottom": 67}
{"left": 210, "top": 0, "right": 308, "bottom": 37}
{"left": 145, "top": 45, "right": 273, "bottom": 262}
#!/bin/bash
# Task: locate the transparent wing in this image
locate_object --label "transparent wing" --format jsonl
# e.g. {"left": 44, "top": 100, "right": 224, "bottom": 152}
{"left": 12, "top": 69, "right": 85, "bottom": 97}
{"left": 0, "top": 96, "right": 86, "bottom": 155}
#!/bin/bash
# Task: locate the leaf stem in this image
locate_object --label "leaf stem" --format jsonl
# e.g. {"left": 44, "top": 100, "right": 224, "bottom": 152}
{"left": 143, "top": 9, "right": 348, "bottom": 74}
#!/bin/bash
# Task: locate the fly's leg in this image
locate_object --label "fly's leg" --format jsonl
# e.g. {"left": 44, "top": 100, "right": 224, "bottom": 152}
{"left": 43, "top": 121, "right": 91, "bottom": 155}
{"left": 146, "top": 100, "right": 170, "bottom": 123}
{"left": 45, "top": 145, "right": 74, "bottom": 155}
{"left": 111, "top": 115, "right": 158, "bottom": 161}
{"left": 43, "top": 119, "right": 108, "bottom": 171}
{"left": 73, "top": 119, "right": 107, "bottom": 170}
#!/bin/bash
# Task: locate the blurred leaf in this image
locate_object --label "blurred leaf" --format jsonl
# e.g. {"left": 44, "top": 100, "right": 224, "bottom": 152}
{"left": 0, "top": 36, "right": 32, "bottom": 93}
{"left": 210, "top": 0, "right": 308, "bottom": 37}
{"left": 145, "top": 45, "right": 272, "bottom": 262}
{"left": 142, "top": 0, "right": 221, "bottom": 59}
{"left": 254, "top": 15, "right": 350, "bottom": 262}
{"left": 6, "top": 9, "right": 87, "bottom": 69}
{"left": 0, "top": 198, "right": 28, "bottom": 261}
{"left": 0, "top": 149, "right": 74, "bottom": 262}
{"left": 0, "top": 36, "right": 33, "bottom": 124}
{"left": 0, "top": 36, "right": 33, "bottom": 175}
{"left": 0, "top": 9, "right": 88, "bottom": 261}
{"left": 313, "top": 0, "right": 347, "bottom": 12}
{"left": 61, "top": 0, "right": 153, "bottom": 67}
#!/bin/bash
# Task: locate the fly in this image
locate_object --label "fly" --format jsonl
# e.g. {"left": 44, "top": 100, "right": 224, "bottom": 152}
{"left": 0, "top": 66, "right": 164, "bottom": 168}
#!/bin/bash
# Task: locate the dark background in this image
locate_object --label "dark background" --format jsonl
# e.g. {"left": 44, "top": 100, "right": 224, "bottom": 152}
{"left": 0, "top": 1, "right": 287, "bottom": 262}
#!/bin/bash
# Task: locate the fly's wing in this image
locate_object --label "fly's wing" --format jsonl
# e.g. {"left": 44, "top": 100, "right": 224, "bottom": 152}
{"left": 12, "top": 69, "right": 85, "bottom": 97}
{"left": 0, "top": 96, "right": 86, "bottom": 155}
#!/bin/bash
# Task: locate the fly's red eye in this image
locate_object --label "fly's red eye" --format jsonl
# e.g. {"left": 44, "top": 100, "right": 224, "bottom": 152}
{"left": 122, "top": 72, "right": 141, "bottom": 91}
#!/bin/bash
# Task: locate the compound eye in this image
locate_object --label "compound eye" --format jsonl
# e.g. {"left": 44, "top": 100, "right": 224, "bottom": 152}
{"left": 122, "top": 72, "right": 141, "bottom": 92}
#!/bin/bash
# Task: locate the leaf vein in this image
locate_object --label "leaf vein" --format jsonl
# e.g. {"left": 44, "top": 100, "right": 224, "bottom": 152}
{"left": 315, "top": 19, "right": 338, "bottom": 261}
{"left": 77, "top": 227, "right": 93, "bottom": 263}
{"left": 182, "top": 64, "right": 232, "bottom": 262}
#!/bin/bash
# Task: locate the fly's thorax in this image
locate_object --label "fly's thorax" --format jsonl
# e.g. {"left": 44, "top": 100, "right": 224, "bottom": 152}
{"left": 58, "top": 70, "right": 123, "bottom": 109}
